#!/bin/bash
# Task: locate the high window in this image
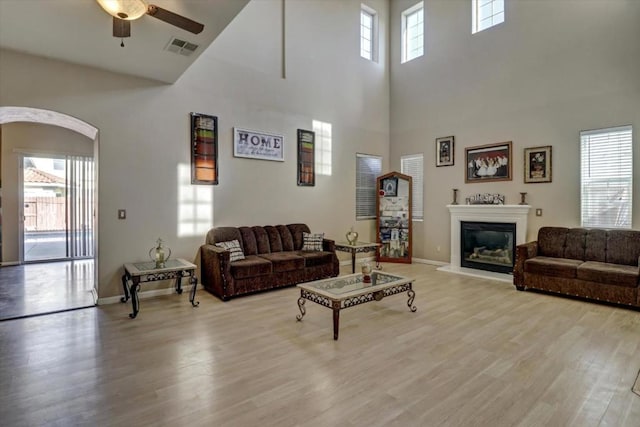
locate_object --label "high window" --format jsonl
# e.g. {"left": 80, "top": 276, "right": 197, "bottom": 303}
{"left": 401, "top": 2, "right": 424, "bottom": 63}
{"left": 580, "top": 125, "right": 633, "bottom": 229}
{"left": 360, "top": 5, "right": 377, "bottom": 61}
{"left": 356, "top": 153, "right": 382, "bottom": 220}
{"left": 472, "top": 0, "right": 504, "bottom": 34}
{"left": 401, "top": 154, "right": 424, "bottom": 221}
{"left": 312, "top": 120, "right": 332, "bottom": 176}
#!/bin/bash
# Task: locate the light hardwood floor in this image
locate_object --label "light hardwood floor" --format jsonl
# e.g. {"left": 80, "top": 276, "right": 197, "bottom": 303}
{"left": 1, "top": 263, "right": 640, "bottom": 426}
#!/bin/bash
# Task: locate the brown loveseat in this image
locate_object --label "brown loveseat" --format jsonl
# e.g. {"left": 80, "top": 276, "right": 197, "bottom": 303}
{"left": 201, "top": 223, "right": 339, "bottom": 300}
{"left": 513, "top": 226, "right": 640, "bottom": 307}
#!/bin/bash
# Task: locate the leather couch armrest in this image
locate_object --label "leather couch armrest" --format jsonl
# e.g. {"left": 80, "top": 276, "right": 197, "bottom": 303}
{"left": 513, "top": 241, "right": 538, "bottom": 289}
{"left": 323, "top": 238, "right": 336, "bottom": 252}
{"left": 201, "top": 244, "right": 234, "bottom": 300}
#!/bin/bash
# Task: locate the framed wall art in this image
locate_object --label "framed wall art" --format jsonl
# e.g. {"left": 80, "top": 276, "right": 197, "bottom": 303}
{"left": 381, "top": 176, "right": 398, "bottom": 197}
{"left": 233, "top": 127, "right": 284, "bottom": 161}
{"left": 465, "top": 141, "right": 512, "bottom": 183}
{"left": 190, "top": 112, "right": 218, "bottom": 185}
{"left": 524, "top": 145, "right": 552, "bottom": 183}
{"left": 297, "top": 129, "right": 315, "bottom": 186}
{"left": 436, "top": 136, "right": 454, "bottom": 167}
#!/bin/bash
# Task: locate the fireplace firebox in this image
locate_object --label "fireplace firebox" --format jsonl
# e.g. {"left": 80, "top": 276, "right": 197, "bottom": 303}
{"left": 460, "top": 221, "right": 515, "bottom": 274}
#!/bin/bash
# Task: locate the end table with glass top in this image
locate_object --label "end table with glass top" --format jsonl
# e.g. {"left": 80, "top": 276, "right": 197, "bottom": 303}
{"left": 334, "top": 241, "right": 382, "bottom": 273}
{"left": 121, "top": 258, "right": 199, "bottom": 318}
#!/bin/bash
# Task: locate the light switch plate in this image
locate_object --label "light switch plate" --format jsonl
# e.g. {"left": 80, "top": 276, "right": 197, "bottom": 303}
{"left": 536, "top": 208, "right": 543, "bottom": 216}
{"left": 118, "top": 209, "right": 126, "bottom": 219}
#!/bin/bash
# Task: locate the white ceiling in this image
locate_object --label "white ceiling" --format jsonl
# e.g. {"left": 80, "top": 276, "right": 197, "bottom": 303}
{"left": 0, "top": 0, "right": 250, "bottom": 83}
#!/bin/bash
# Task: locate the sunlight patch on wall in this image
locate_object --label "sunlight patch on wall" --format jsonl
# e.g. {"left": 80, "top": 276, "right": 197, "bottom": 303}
{"left": 177, "top": 164, "right": 213, "bottom": 237}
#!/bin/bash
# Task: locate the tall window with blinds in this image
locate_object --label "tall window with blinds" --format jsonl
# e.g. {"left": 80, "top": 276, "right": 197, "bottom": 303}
{"left": 401, "top": 154, "right": 424, "bottom": 221}
{"left": 580, "top": 125, "right": 633, "bottom": 229}
{"left": 356, "top": 153, "right": 382, "bottom": 220}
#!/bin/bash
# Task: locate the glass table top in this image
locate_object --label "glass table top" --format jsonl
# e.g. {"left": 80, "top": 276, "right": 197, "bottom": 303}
{"left": 299, "top": 271, "right": 410, "bottom": 297}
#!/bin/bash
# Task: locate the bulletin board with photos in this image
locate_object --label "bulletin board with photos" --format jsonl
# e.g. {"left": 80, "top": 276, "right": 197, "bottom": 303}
{"left": 376, "top": 171, "right": 412, "bottom": 264}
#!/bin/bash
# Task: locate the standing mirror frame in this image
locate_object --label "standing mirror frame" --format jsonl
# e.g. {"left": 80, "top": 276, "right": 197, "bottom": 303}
{"left": 376, "top": 171, "right": 412, "bottom": 264}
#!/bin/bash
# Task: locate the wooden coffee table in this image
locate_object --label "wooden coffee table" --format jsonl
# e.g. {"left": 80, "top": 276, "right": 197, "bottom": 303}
{"left": 296, "top": 271, "right": 416, "bottom": 340}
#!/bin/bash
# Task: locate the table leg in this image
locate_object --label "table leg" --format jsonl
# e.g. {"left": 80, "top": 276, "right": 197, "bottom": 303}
{"left": 407, "top": 286, "right": 417, "bottom": 312}
{"left": 351, "top": 250, "right": 356, "bottom": 274}
{"left": 175, "top": 276, "right": 183, "bottom": 294}
{"left": 189, "top": 276, "right": 200, "bottom": 307}
{"left": 332, "top": 300, "right": 341, "bottom": 340}
{"left": 120, "top": 274, "right": 130, "bottom": 303}
{"left": 129, "top": 279, "right": 141, "bottom": 318}
{"left": 296, "top": 294, "right": 306, "bottom": 321}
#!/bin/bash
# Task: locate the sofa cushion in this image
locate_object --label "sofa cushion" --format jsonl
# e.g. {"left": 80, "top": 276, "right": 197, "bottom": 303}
{"left": 230, "top": 255, "right": 272, "bottom": 279}
{"left": 577, "top": 261, "right": 639, "bottom": 288}
{"left": 296, "top": 250, "right": 334, "bottom": 267}
{"left": 288, "top": 223, "right": 311, "bottom": 250}
{"left": 277, "top": 225, "right": 295, "bottom": 251}
{"left": 302, "top": 232, "right": 324, "bottom": 251}
{"left": 524, "top": 256, "right": 582, "bottom": 279}
{"left": 209, "top": 227, "right": 242, "bottom": 246}
{"left": 537, "top": 227, "right": 569, "bottom": 258}
{"left": 238, "top": 227, "right": 258, "bottom": 255}
{"left": 215, "top": 240, "right": 245, "bottom": 262}
{"left": 563, "top": 228, "right": 587, "bottom": 260}
{"left": 584, "top": 229, "right": 607, "bottom": 262}
{"left": 258, "top": 252, "right": 305, "bottom": 273}
{"left": 606, "top": 230, "right": 640, "bottom": 266}
{"left": 265, "top": 226, "right": 283, "bottom": 252}
{"left": 252, "top": 226, "right": 271, "bottom": 254}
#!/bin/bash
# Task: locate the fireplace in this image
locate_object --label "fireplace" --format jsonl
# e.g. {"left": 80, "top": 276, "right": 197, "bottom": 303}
{"left": 439, "top": 204, "right": 530, "bottom": 281}
{"left": 460, "top": 221, "right": 515, "bottom": 274}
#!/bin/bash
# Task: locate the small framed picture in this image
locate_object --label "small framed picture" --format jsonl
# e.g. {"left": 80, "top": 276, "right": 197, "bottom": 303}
{"left": 524, "top": 145, "right": 552, "bottom": 183}
{"left": 436, "top": 136, "right": 455, "bottom": 167}
{"left": 465, "top": 141, "right": 512, "bottom": 183}
{"left": 381, "top": 177, "right": 398, "bottom": 197}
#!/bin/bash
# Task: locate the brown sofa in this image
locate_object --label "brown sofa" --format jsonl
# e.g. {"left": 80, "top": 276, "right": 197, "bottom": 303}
{"left": 513, "top": 226, "right": 640, "bottom": 307}
{"left": 200, "top": 223, "right": 339, "bottom": 300}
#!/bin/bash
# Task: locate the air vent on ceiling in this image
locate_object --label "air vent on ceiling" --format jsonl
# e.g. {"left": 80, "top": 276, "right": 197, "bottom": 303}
{"left": 165, "top": 37, "right": 199, "bottom": 56}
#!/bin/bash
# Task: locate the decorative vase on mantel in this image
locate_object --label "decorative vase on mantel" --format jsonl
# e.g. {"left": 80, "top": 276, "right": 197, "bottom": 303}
{"left": 346, "top": 227, "right": 359, "bottom": 246}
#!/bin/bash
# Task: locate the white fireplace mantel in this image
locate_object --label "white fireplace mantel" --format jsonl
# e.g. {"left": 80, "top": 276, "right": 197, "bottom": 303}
{"left": 439, "top": 204, "right": 531, "bottom": 282}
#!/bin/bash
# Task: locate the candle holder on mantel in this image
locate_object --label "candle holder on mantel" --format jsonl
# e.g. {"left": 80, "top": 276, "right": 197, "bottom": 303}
{"left": 519, "top": 192, "right": 528, "bottom": 205}
{"left": 452, "top": 188, "right": 459, "bottom": 205}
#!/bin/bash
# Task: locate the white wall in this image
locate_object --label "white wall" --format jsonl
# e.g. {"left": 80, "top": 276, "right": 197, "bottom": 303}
{"left": 390, "top": 0, "right": 640, "bottom": 262}
{"left": 0, "top": 0, "right": 391, "bottom": 298}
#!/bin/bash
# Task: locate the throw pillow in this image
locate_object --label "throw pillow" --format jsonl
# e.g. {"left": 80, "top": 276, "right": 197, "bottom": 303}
{"left": 215, "top": 239, "right": 245, "bottom": 262}
{"left": 302, "top": 232, "right": 324, "bottom": 251}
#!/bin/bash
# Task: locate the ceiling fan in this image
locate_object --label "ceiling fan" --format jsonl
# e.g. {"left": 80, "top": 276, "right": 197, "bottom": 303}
{"left": 96, "top": 0, "right": 204, "bottom": 46}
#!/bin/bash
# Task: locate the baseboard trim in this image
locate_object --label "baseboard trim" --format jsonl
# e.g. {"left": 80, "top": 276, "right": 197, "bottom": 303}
{"left": 0, "top": 261, "right": 20, "bottom": 267}
{"left": 97, "top": 284, "right": 202, "bottom": 305}
{"left": 412, "top": 258, "right": 447, "bottom": 267}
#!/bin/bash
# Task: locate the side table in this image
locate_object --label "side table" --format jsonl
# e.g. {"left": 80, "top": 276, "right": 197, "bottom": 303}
{"left": 334, "top": 241, "right": 382, "bottom": 274}
{"left": 121, "top": 258, "right": 199, "bottom": 318}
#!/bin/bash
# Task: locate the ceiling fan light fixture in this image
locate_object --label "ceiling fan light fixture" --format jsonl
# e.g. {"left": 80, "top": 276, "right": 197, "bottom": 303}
{"left": 96, "top": 0, "right": 148, "bottom": 20}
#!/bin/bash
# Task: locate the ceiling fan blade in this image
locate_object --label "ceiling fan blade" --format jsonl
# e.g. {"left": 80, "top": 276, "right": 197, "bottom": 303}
{"left": 113, "top": 17, "right": 131, "bottom": 38}
{"left": 146, "top": 5, "right": 204, "bottom": 34}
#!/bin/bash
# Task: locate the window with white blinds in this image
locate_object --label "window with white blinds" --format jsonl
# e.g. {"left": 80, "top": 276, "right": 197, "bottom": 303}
{"left": 401, "top": 154, "right": 424, "bottom": 220}
{"left": 356, "top": 153, "right": 382, "bottom": 220}
{"left": 580, "top": 125, "right": 633, "bottom": 229}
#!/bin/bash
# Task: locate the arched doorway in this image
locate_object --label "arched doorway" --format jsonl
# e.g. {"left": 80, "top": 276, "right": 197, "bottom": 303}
{"left": 0, "top": 106, "right": 99, "bottom": 318}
